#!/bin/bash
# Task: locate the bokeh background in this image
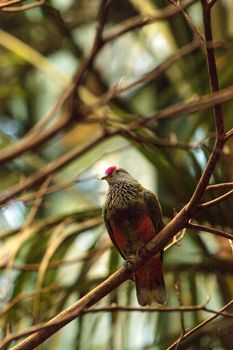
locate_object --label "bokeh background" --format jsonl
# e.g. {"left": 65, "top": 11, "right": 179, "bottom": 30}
{"left": 0, "top": 0, "right": 233, "bottom": 349}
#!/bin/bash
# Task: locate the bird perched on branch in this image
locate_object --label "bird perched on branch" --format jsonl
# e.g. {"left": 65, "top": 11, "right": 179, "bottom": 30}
{"left": 102, "top": 166, "right": 167, "bottom": 306}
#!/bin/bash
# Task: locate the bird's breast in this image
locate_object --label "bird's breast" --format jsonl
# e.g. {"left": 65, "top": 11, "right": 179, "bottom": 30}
{"left": 109, "top": 205, "right": 156, "bottom": 256}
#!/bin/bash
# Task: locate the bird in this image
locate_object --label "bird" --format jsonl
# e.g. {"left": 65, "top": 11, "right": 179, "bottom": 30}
{"left": 102, "top": 165, "right": 167, "bottom": 306}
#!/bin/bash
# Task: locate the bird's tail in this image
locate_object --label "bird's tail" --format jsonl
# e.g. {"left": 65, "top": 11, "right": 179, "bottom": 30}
{"left": 134, "top": 256, "right": 167, "bottom": 306}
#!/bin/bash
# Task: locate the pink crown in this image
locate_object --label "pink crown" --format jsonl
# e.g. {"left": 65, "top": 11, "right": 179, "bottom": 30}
{"left": 105, "top": 166, "right": 117, "bottom": 175}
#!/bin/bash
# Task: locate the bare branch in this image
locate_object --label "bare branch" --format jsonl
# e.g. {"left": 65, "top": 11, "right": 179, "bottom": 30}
{"left": 209, "top": 0, "right": 218, "bottom": 8}
{"left": 23, "top": 177, "right": 51, "bottom": 229}
{"left": 0, "top": 132, "right": 112, "bottom": 207}
{"left": 174, "top": 281, "right": 186, "bottom": 348}
{"left": 5, "top": 204, "right": 231, "bottom": 350}
{"left": 0, "top": 243, "right": 110, "bottom": 272}
{"left": 0, "top": 0, "right": 109, "bottom": 166}
{"left": 100, "top": 40, "right": 230, "bottom": 105}
{"left": 0, "top": 88, "right": 72, "bottom": 166}
{"left": 103, "top": 0, "right": 198, "bottom": 44}
{"left": 0, "top": 145, "right": 130, "bottom": 208}
{"left": 206, "top": 182, "right": 233, "bottom": 191}
{"left": 199, "top": 189, "right": 233, "bottom": 209}
{"left": 0, "top": 297, "right": 213, "bottom": 349}
{"left": 129, "top": 84, "right": 233, "bottom": 127}
{"left": 169, "top": 0, "right": 205, "bottom": 42}
{"left": 186, "top": 222, "right": 233, "bottom": 240}
{"left": 0, "top": 2, "right": 231, "bottom": 349}
{"left": 124, "top": 130, "right": 206, "bottom": 151}
{"left": 225, "top": 127, "right": 233, "bottom": 140}
{"left": 1, "top": 0, "right": 44, "bottom": 12}
{"left": 3, "top": 202, "right": 195, "bottom": 350}
{"left": 201, "top": 0, "right": 225, "bottom": 138}
{"left": 165, "top": 228, "right": 187, "bottom": 251}
{"left": 182, "top": 0, "right": 226, "bottom": 215}
{"left": 166, "top": 299, "right": 233, "bottom": 350}
{"left": 1, "top": 81, "right": 233, "bottom": 208}
{"left": 0, "top": 0, "right": 22, "bottom": 8}
{"left": 84, "top": 297, "right": 211, "bottom": 314}
{"left": 2, "top": 297, "right": 233, "bottom": 349}
{"left": 0, "top": 285, "right": 59, "bottom": 318}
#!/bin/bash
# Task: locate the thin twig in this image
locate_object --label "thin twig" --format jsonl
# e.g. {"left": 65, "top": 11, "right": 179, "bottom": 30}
{"left": 166, "top": 299, "right": 233, "bottom": 350}
{"left": 84, "top": 298, "right": 211, "bottom": 314}
{"left": 0, "top": 299, "right": 210, "bottom": 349}
{"left": 0, "top": 144, "right": 131, "bottom": 208}
{"left": 1, "top": 82, "right": 233, "bottom": 208}
{"left": 201, "top": 0, "right": 225, "bottom": 138}
{"left": 165, "top": 228, "right": 187, "bottom": 251}
{"left": 102, "top": 40, "right": 201, "bottom": 102}
{"left": 0, "top": 285, "right": 59, "bottom": 318}
{"left": 0, "top": 0, "right": 21, "bottom": 9}
{"left": 129, "top": 84, "right": 233, "bottom": 128}
{"left": 169, "top": 0, "right": 205, "bottom": 42}
{"left": 2, "top": 297, "right": 233, "bottom": 349}
{"left": 186, "top": 222, "right": 233, "bottom": 240}
{"left": 182, "top": 0, "right": 226, "bottom": 215}
{"left": 23, "top": 177, "right": 51, "bottom": 229}
{"left": 199, "top": 189, "right": 233, "bottom": 209}
{"left": 103, "top": 0, "right": 198, "bottom": 44}
{"left": 0, "top": 243, "right": 111, "bottom": 272}
{"left": 206, "top": 182, "right": 233, "bottom": 191}
{"left": 99, "top": 40, "right": 230, "bottom": 105}
{"left": 225, "top": 127, "right": 233, "bottom": 140}
{"left": 0, "top": 132, "right": 112, "bottom": 207}
{"left": 0, "top": 0, "right": 109, "bottom": 166}
{"left": 1, "top": 1, "right": 230, "bottom": 349}
{"left": 1, "top": 0, "right": 44, "bottom": 12}
{"left": 174, "top": 281, "right": 186, "bottom": 349}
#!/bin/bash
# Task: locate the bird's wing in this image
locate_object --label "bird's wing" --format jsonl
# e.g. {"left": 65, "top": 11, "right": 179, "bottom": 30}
{"left": 103, "top": 206, "right": 126, "bottom": 259}
{"left": 143, "top": 190, "right": 164, "bottom": 233}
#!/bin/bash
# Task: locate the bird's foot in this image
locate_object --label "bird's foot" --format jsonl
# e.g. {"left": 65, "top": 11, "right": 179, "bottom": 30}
{"left": 123, "top": 255, "right": 137, "bottom": 273}
{"left": 138, "top": 245, "right": 150, "bottom": 259}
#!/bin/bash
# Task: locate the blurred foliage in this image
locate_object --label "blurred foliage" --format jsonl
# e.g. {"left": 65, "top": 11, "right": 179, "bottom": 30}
{"left": 0, "top": 0, "right": 233, "bottom": 349}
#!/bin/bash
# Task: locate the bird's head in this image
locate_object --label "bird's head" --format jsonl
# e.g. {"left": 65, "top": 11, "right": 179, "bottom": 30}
{"left": 101, "top": 166, "right": 133, "bottom": 185}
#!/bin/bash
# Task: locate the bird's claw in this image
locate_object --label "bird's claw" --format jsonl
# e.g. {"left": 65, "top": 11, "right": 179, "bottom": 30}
{"left": 124, "top": 255, "right": 136, "bottom": 273}
{"left": 138, "top": 245, "right": 150, "bottom": 259}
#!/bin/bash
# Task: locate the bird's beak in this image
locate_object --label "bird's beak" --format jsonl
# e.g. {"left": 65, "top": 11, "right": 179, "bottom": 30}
{"left": 101, "top": 175, "right": 108, "bottom": 180}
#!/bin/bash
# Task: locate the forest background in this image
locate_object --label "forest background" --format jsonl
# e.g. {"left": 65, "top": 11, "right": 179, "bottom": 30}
{"left": 0, "top": 0, "right": 233, "bottom": 349}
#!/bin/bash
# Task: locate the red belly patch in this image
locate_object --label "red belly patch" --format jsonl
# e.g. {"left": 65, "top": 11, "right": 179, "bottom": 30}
{"left": 112, "top": 227, "right": 128, "bottom": 253}
{"left": 111, "top": 215, "right": 156, "bottom": 256}
{"left": 136, "top": 216, "right": 156, "bottom": 242}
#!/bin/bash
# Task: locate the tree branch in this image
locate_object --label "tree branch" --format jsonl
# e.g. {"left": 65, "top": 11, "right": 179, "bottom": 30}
{"left": 103, "top": 0, "right": 198, "bottom": 44}
{"left": 166, "top": 299, "right": 233, "bottom": 350}
{"left": 6, "top": 203, "right": 230, "bottom": 350}
{"left": 201, "top": 0, "right": 225, "bottom": 138}
{"left": 186, "top": 222, "right": 233, "bottom": 240}
{"left": 182, "top": 0, "right": 226, "bottom": 215}
{"left": 0, "top": 285, "right": 59, "bottom": 318}
{"left": 0, "top": 243, "right": 110, "bottom": 272}
{"left": 206, "top": 182, "right": 233, "bottom": 191}
{"left": 100, "top": 40, "right": 230, "bottom": 105}
{"left": 3, "top": 297, "right": 233, "bottom": 349}
{"left": 0, "top": 0, "right": 198, "bottom": 167}
{"left": 0, "top": 132, "right": 112, "bottom": 207}
{"left": 199, "top": 189, "right": 233, "bottom": 210}
{"left": 0, "top": 0, "right": 44, "bottom": 12}
{"left": 0, "top": 2, "right": 230, "bottom": 349}
{"left": 0, "top": 0, "right": 109, "bottom": 166}
{"left": 0, "top": 297, "right": 219, "bottom": 349}
{"left": 129, "top": 84, "right": 233, "bottom": 127}
{"left": 225, "top": 127, "right": 233, "bottom": 140}
{"left": 2, "top": 79, "right": 233, "bottom": 209}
